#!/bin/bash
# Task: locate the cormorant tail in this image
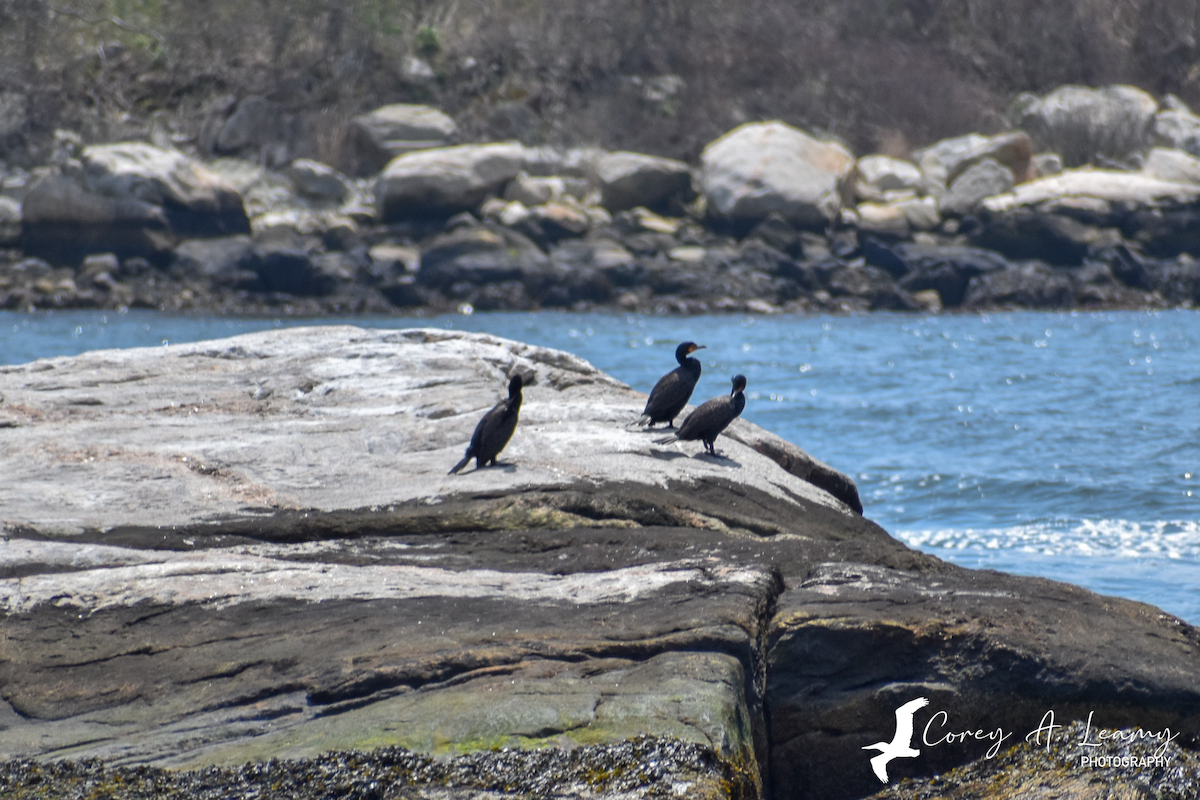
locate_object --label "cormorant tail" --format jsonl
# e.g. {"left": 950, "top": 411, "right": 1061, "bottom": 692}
{"left": 448, "top": 452, "right": 472, "bottom": 475}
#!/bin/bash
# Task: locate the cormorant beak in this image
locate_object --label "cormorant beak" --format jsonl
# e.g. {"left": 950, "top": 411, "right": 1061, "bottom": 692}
{"left": 689, "top": 344, "right": 706, "bottom": 353}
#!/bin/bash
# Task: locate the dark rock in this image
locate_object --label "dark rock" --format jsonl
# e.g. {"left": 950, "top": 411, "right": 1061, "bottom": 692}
{"left": 972, "top": 209, "right": 1108, "bottom": 265}
{"left": 1150, "top": 256, "right": 1200, "bottom": 305}
{"left": 378, "top": 274, "right": 429, "bottom": 307}
{"left": 1072, "top": 261, "right": 1151, "bottom": 307}
{"left": 1125, "top": 204, "right": 1200, "bottom": 258}
{"left": 172, "top": 235, "right": 261, "bottom": 290}
{"left": 746, "top": 213, "right": 805, "bottom": 259}
{"left": 824, "top": 263, "right": 901, "bottom": 303}
{"left": 621, "top": 230, "right": 677, "bottom": 257}
{"left": 467, "top": 279, "right": 534, "bottom": 311}
{"left": 252, "top": 228, "right": 335, "bottom": 296}
{"left": 829, "top": 229, "right": 859, "bottom": 259}
{"left": 416, "top": 224, "right": 547, "bottom": 292}
{"left": 963, "top": 262, "right": 1075, "bottom": 309}
{"left": 768, "top": 564, "right": 1200, "bottom": 800}
{"left": 893, "top": 243, "right": 1011, "bottom": 307}
{"left": 1104, "top": 242, "right": 1154, "bottom": 289}
{"left": 873, "top": 718, "right": 1200, "bottom": 800}
{"left": 860, "top": 236, "right": 909, "bottom": 279}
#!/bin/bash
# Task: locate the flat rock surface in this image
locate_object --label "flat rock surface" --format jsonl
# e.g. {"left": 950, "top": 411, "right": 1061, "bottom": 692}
{"left": 1, "top": 327, "right": 1197, "bottom": 800}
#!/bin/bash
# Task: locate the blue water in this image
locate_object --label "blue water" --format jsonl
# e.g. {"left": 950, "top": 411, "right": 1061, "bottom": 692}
{"left": 3, "top": 309, "right": 1198, "bottom": 623}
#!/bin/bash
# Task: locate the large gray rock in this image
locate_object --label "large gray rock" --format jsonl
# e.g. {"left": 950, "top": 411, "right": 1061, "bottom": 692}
{"left": 700, "top": 121, "right": 854, "bottom": 230}
{"left": 1, "top": 328, "right": 1197, "bottom": 800}
{"left": 1150, "top": 94, "right": 1200, "bottom": 156}
{"left": 171, "top": 234, "right": 260, "bottom": 289}
{"left": 345, "top": 103, "right": 459, "bottom": 175}
{"left": 286, "top": 158, "right": 350, "bottom": 202}
{"left": 375, "top": 142, "right": 526, "bottom": 221}
{"left": 595, "top": 151, "right": 693, "bottom": 212}
{"left": 937, "top": 158, "right": 1015, "bottom": 216}
{"left": 214, "top": 96, "right": 286, "bottom": 161}
{"left": 21, "top": 143, "right": 250, "bottom": 266}
{"left": 852, "top": 155, "right": 924, "bottom": 202}
{"left": 1140, "top": 146, "right": 1200, "bottom": 184}
{"left": 1013, "top": 84, "right": 1159, "bottom": 167}
{"left": 914, "top": 131, "right": 1034, "bottom": 190}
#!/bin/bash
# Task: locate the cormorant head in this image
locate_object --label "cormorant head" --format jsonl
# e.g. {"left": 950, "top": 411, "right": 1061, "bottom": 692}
{"left": 730, "top": 374, "right": 747, "bottom": 394}
{"left": 507, "top": 373, "right": 523, "bottom": 397}
{"left": 676, "top": 341, "right": 705, "bottom": 363}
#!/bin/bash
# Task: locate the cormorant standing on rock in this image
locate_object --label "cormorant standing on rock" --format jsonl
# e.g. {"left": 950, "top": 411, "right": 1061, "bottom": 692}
{"left": 635, "top": 341, "right": 705, "bottom": 429}
{"left": 655, "top": 375, "right": 747, "bottom": 456}
{"left": 449, "top": 373, "right": 523, "bottom": 474}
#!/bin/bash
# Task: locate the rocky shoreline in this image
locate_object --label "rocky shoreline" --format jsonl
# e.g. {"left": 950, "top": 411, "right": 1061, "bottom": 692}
{"left": 4, "top": 83, "right": 1200, "bottom": 317}
{"left": 2, "top": 327, "right": 1198, "bottom": 800}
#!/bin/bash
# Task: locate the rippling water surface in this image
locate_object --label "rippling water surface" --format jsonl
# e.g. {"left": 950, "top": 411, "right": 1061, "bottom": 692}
{"left": 4, "top": 308, "right": 1198, "bottom": 622}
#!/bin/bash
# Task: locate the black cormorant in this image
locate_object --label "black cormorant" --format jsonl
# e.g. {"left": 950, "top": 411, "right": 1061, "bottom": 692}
{"left": 448, "top": 373, "right": 523, "bottom": 474}
{"left": 655, "top": 374, "right": 746, "bottom": 456}
{"left": 635, "top": 341, "right": 705, "bottom": 429}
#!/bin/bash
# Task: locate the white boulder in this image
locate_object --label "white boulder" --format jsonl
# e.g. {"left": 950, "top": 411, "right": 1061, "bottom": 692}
{"left": 375, "top": 142, "right": 527, "bottom": 221}
{"left": 700, "top": 121, "right": 854, "bottom": 229}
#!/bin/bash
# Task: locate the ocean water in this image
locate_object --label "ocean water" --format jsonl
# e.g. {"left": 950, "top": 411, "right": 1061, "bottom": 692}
{"left": 3, "top": 308, "right": 1198, "bottom": 623}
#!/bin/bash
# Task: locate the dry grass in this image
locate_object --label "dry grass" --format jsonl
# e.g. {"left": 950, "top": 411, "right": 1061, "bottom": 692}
{"left": 2, "top": 0, "right": 1200, "bottom": 167}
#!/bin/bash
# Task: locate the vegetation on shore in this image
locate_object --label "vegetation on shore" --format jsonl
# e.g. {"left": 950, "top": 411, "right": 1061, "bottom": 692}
{"left": 4, "top": 1, "right": 1200, "bottom": 168}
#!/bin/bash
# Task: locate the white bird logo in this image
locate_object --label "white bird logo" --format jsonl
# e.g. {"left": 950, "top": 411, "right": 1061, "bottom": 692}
{"left": 863, "top": 697, "right": 930, "bottom": 783}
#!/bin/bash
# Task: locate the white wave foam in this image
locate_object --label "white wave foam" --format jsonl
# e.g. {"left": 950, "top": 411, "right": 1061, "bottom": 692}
{"left": 898, "top": 518, "right": 1200, "bottom": 562}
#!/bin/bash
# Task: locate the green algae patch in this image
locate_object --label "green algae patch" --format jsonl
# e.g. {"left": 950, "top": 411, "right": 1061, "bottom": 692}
{"left": 188, "top": 651, "right": 756, "bottom": 772}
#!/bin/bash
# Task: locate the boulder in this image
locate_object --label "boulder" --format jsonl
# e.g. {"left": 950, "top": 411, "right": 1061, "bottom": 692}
{"left": 286, "top": 158, "right": 350, "bottom": 203}
{"left": 980, "top": 168, "right": 1200, "bottom": 214}
{"left": 1, "top": 328, "right": 1199, "bottom": 800}
{"left": 594, "top": 151, "right": 694, "bottom": 212}
{"left": 345, "top": 103, "right": 458, "bottom": 175}
{"left": 852, "top": 155, "right": 923, "bottom": 201}
{"left": 171, "top": 235, "right": 260, "bottom": 289}
{"left": 416, "top": 222, "right": 548, "bottom": 292}
{"left": 20, "top": 143, "right": 250, "bottom": 266}
{"left": 251, "top": 226, "right": 336, "bottom": 296}
{"left": 1149, "top": 95, "right": 1200, "bottom": 156}
{"left": 973, "top": 209, "right": 1115, "bottom": 266}
{"left": 892, "top": 243, "right": 1012, "bottom": 307}
{"left": 700, "top": 121, "right": 854, "bottom": 230}
{"left": 853, "top": 202, "right": 910, "bottom": 237}
{"left": 914, "top": 133, "right": 989, "bottom": 188}
{"left": 503, "top": 171, "right": 565, "bottom": 206}
{"left": 915, "top": 131, "right": 1034, "bottom": 190}
{"left": 1151, "top": 255, "right": 1200, "bottom": 304}
{"left": 937, "top": 158, "right": 1015, "bottom": 216}
{"left": 1013, "top": 84, "right": 1159, "bottom": 167}
{"left": 375, "top": 142, "right": 527, "bottom": 221}
{"left": 0, "top": 195, "right": 19, "bottom": 245}
{"left": 522, "top": 145, "right": 608, "bottom": 179}
{"left": 962, "top": 261, "right": 1076, "bottom": 308}
{"left": 215, "top": 96, "right": 287, "bottom": 161}
{"left": 1140, "top": 146, "right": 1200, "bottom": 184}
